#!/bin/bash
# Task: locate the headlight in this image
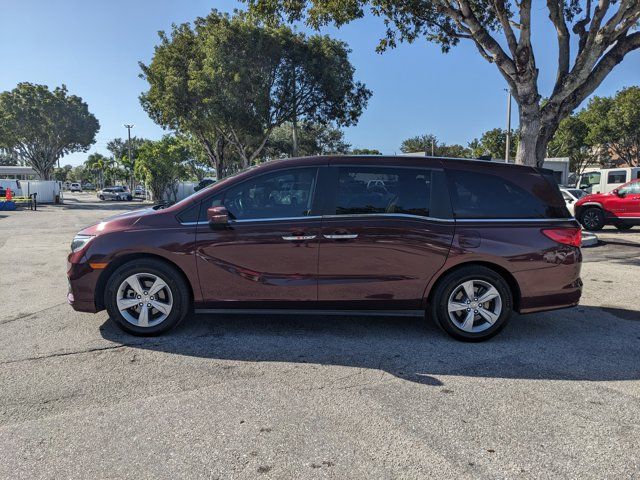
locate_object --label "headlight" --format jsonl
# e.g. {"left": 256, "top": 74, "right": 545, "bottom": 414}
{"left": 70, "top": 234, "right": 94, "bottom": 252}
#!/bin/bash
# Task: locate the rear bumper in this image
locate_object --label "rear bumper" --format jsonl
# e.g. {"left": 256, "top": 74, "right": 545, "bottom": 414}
{"left": 514, "top": 260, "right": 583, "bottom": 314}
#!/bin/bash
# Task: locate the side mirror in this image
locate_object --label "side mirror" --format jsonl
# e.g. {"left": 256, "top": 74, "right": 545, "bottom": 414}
{"left": 614, "top": 189, "right": 625, "bottom": 198}
{"left": 207, "top": 206, "right": 230, "bottom": 229}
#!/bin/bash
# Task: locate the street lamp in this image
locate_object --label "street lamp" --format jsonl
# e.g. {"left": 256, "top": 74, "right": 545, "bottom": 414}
{"left": 504, "top": 89, "right": 512, "bottom": 163}
{"left": 124, "top": 124, "right": 134, "bottom": 191}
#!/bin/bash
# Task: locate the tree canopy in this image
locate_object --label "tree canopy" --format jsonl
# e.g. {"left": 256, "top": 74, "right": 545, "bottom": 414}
{"left": 400, "top": 133, "right": 470, "bottom": 158}
{"left": 140, "top": 10, "right": 371, "bottom": 176}
{"left": 134, "top": 136, "right": 191, "bottom": 202}
{"left": 247, "top": 0, "right": 640, "bottom": 167}
{"left": 262, "top": 121, "right": 351, "bottom": 159}
{"left": 0, "top": 83, "right": 99, "bottom": 179}
{"left": 468, "top": 128, "right": 518, "bottom": 160}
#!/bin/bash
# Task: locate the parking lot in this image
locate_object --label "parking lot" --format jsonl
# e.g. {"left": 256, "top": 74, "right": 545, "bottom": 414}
{"left": 0, "top": 192, "right": 638, "bottom": 479}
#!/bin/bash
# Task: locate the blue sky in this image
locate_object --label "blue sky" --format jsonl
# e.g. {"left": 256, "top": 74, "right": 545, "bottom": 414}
{"left": 1, "top": 0, "right": 639, "bottom": 166}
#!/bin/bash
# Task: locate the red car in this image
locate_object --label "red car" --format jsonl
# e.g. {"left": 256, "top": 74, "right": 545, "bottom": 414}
{"left": 575, "top": 178, "right": 640, "bottom": 231}
{"left": 67, "top": 156, "right": 582, "bottom": 342}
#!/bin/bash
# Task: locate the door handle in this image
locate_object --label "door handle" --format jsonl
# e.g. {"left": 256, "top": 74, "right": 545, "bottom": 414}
{"left": 282, "top": 235, "right": 316, "bottom": 241}
{"left": 323, "top": 233, "right": 358, "bottom": 240}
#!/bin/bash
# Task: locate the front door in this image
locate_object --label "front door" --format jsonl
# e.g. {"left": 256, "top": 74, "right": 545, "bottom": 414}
{"left": 609, "top": 180, "right": 640, "bottom": 222}
{"left": 317, "top": 162, "right": 455, "bottom": 309}
{"left": 195, "top": 167, "right": 321, "bottom": 307}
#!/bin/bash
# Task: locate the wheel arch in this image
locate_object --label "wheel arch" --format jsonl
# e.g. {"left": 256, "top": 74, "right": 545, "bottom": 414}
{"left": 424, "top": 261, "right": 522, "bottom": 312}
{"left": 95, "top": 252, "right": 194, "bottom": 311}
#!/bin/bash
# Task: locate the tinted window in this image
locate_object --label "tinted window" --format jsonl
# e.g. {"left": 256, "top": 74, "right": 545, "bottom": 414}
{"left": 619, "top": 181, "right": 640, "bottom": 195}
{"left": 608, "top": 171, "right": 627, "bottom": 184}
{"left": 222, "top": 167, "right": 318, "bottom": 220}
{"left": 449, "top": 169, "right": 567, "bottom": 219}
{"left": 334, "top": 167, "right": 432, "bottom": 217}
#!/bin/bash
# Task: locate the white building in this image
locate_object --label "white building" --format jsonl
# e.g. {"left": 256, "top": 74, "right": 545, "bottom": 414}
{"left": 0, "top": 166, "right": 40, "bottom": 180}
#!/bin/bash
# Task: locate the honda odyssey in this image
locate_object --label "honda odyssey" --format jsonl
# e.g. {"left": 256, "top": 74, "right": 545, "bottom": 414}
{"left": 68, "top": 156, "right": 582, "bottom": 341}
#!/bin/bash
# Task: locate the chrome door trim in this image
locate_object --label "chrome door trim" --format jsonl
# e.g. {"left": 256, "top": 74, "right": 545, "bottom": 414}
{"left": 323, "top": 234, "right": 358, "bottom": 240}
{"left": 282, "top": 235, "right": 317, "bottom": 241}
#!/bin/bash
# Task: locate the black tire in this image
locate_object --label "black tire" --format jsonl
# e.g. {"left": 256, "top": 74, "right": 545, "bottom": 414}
{"left": 104, "top": 258, "right": 190, "bottom": 336}
{"left": 429, "top": 266, "right": 513, "bottom": 342}
{"left": 614, "top": 223, "right": 633, "bottom": 231}
{"left": 99, "top": 195, "right": 105, "bottom": 201}
{"left": 127, "top": 195, "right": 132, "bottom": 201}
{"left": 579, "top": 207, "right": 605, "bottom": 231}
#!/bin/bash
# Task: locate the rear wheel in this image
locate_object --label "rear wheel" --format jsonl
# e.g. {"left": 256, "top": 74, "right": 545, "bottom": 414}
{"left": 429, "top": 266, "right": 513, "bottom": 342}
{"left": 579, "top": 207, "right": 605, "bottom": 231}
{"left": 105, "top": 259, "right": 190, "bottom": 335}
{"left": 99, "top": 195, "right": 105, "bottom": 200}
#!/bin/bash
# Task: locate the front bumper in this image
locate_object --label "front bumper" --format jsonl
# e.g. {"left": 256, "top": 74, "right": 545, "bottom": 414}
{"left": 67, "top": 254, "right": 102, "bottom": 313}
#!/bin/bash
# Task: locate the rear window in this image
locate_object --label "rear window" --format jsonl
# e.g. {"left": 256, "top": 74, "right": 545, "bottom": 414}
{"left": 448, "top": 168, "right": 568, "bottom": 219}
{"left": 331, "top": 167, "right": 452, "bottom": 219}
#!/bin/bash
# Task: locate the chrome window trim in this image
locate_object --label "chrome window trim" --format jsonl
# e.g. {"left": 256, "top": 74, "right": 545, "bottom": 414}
{"left": 181, "top": 214, "right": 576, "bottom": 226}
{"left": 454, "top": 217, "right": 575, "bottom": 223}
{"left": 322, "top": 213, "right": 454, "bottom": 222}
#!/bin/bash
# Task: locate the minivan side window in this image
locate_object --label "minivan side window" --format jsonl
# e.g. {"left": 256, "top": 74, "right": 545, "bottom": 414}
{"left": 607, "top": 171, "right": 627, "bottom": 184}
{"left": 221, "top": 167, "right": 318, "bottom": 220}
{"left": 449, "top": 169, "right": 567, "bottom": 219}
{"left": 333, "top": 167, "right": 433, "bottom": 217}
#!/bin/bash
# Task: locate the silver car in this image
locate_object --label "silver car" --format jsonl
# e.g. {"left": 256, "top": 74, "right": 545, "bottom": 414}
{"left": 98, "top": 186, "right": 132, "bottom": 201}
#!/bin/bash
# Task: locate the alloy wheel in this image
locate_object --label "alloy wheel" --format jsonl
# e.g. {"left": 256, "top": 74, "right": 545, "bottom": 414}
{"left": 447, "top": 279, "right": 502, "bottom": 333}
{"left": 582, "top": 210, "right": 600, "bottom": 230}
{"left": 116, "top": 273, "right": 173, "bottom": 327}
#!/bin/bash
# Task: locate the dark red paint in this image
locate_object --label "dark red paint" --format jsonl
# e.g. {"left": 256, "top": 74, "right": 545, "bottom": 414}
{"left": 68, "top": 155, "right": 582, "bottom": 316}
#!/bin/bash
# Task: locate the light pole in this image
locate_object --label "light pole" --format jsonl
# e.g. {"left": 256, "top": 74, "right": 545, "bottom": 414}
{"left": 124, "top": 124, "right": 134, "bottom": 190}
{"left": 504, "top": 89, "right": 512, "bottom": 163}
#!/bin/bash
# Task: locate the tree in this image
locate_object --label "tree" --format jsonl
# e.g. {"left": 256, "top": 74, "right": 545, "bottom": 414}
{"left": 468, "top": 128, "right": 518, "bottom": 160}
{"left": 140, "top": 10, "right": 370, "bottom": 173}
{"left": 400, "top": 133, "right": 470, "bottom": 157}
{"left": 350, "top": 148, "right": 382, "bottom": 155}
{"left": 262, "top": 121, "right": 350, "bottom": 159}
{"left": 579, "top": 86, "right": 640, "bottom": 167}
{"left": 249, "top": 0, "right": 640, "bottom": 167}
{"left": 399, "top": 133, "right": 439, "bottom": 154}
{"left": 107, "top": 136, "right": 148, "bottom": 186}
{"left": 85, "top": 153, "right": 114, "bottom": 189}
{"left": 0, "top": 83, "right": 99, "bottom": 179}
{"left": 0, "top": 149, "right": 19, "bottom": 166}
{"left": 134, "top": 136, "right": 189, "bottom": 203}
{"left": 548, "top": 113, "right": 595, "bottom": 174}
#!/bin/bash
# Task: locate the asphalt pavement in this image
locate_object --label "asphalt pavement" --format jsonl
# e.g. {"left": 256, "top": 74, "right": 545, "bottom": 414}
{"left": 0, "top": 192, "right": 638, "bottom": 479}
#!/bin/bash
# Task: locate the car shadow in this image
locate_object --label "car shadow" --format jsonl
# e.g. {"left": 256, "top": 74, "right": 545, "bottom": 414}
{"left": 100, "top": 305, "right": 640, "bottom": 386}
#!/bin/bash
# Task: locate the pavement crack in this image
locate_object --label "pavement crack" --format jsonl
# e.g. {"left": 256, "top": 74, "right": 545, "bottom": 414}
{"left": 0, "top": 344, "right": 127, "bottom": 365}
{"left": 0, "top": 302, "right": 67, "bottom": 326}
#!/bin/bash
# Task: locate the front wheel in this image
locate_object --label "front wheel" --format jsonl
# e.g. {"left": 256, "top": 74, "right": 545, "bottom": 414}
{"left": 99, "top": 195, "right": 105, "bottom": 200}
{"left": 104, "top": 259, "right": 190, "bottom": 335}
{"left": 429, "top": 266, "right": 513, "bottom": 342}
{"left": 579, "top": 207, "right": 605, "bottom": 231}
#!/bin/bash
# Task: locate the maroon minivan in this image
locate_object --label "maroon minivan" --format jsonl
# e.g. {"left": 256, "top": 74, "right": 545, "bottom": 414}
{"left": 67, "top": 156, "right": 582, "bottom": 341}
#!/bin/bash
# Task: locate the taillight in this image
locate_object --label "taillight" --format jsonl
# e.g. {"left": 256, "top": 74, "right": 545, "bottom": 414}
{"left": 541, "top": 228, "right": 582, "bottom": 247}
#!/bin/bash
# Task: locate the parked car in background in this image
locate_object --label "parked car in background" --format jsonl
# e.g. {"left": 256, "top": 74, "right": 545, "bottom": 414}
{"left": 97, "top": 186, "right": 132, "bottom": 201}
{"left": 194, "top": 178, "right": 216, "bottom": 191}
{"left": 69, "top": 182, "right": 82, "bottom": 192}
{"left": 82, "top": 182, "right": 95, "bottom": 190}
{"left": 576, "top": 167, "right": 640, "bottom": 194}
{"left": 560, "top": 188, "right": 588, "bottom": 216}
{"left": 134, "top": 185, "right": 146, "bottom": 196}
{"left": 68, "top": 156, "right": 582, "bottom": 342}
{"left": 575, "top": 178, "right": 640, "bottom": 231}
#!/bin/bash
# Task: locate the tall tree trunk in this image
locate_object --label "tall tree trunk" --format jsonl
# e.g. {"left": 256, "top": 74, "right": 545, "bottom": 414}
{"left": 515, "top": 104, "right": 546, "bottom": 167}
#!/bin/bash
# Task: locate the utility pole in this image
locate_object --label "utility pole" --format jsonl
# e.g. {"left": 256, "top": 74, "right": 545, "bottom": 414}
{"left": 124, "top": 124, "right": 134, "bottom": 190}
{"left": 504, "top": 89, "right": 512, "bottom": 163}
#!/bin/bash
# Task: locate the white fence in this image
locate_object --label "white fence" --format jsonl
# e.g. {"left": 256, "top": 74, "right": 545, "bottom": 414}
{"left": 20, "top": 181, "right": 63, "bottom": 204}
